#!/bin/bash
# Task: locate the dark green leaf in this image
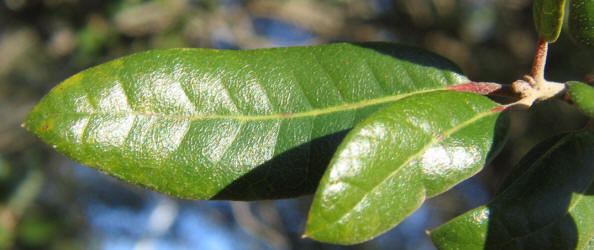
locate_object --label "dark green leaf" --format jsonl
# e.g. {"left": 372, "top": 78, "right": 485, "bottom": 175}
{"left": 569, "top": 0, "right": 594, "bottom": 48}
{"left": 568, "top": 81, "right": 594, "bottom": 117}
{"left": 533, "top": 0, "right": 567, "bottom": 42}
{"left": 430, "top": 131, "right": 594, "bottom": 250}
{"left": 24, "top": 42, "right": 467, "bottom": 200}
{"left": 305, "top": 91, "right": 508, "bottom": 244}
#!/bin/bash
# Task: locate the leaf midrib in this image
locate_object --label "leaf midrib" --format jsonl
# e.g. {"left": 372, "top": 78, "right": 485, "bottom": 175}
{"left": 308, "top": 107, "right": 499, "bottom": 235}
{"left": 38, "top": 88, "right": 447, "bottom": 121}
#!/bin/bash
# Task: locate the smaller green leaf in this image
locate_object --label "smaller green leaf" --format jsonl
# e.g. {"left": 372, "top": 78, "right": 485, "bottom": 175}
{"left": 430, "top": 131, "right": 594, "bottom": 250}
{"left": 533, "top": 0, "right": 567, "bottom": 42}
{"left": 305, "top": 91, "right": 508, "bottom": 244}
{"left": 568, "top": 81, "right": 594, "bottom": 117}
{"left": 568, "top": 0, "right": 594, "bottom": 48}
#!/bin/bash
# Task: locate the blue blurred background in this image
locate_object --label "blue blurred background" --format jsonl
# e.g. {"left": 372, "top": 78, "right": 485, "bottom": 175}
{"left": 0, "top": 0, "right": 592, "bottom": 249}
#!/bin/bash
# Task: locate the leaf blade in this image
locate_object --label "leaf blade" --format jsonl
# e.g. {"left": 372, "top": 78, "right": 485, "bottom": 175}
{"left": 568, "top": 0, "right": 594, "bottom": 48}
{"left": 430, "top": 131, "right": 594, "bottom": 250}
{"left": 305, "top": 91, "right": 508, "bottom": 244}
{"left": 24, "top": 42, "right": 468, "bottom": 200}
{"left": 567, "top": 81, "right": 594, "bottom": 117}
{"left": 533, "top": 0, "right": 567, "bottom": 42}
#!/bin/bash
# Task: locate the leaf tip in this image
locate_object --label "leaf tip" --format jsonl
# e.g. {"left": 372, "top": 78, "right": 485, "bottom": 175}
{"left": 301, "top": 233, "right": 310, "bottom": 239}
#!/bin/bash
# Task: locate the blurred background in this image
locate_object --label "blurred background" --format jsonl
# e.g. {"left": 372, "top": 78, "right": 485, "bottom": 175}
{"left": 0, "top": 0, "right": 592, "bottom": 249}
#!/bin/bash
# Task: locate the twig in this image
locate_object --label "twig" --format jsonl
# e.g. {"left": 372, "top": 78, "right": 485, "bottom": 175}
{"left": 511, "top": 38, "right": 566, "bottom": 107}
{"left": 6, "top": 167, "right": 44, "bottom": 218}
{"left": 230, "top": 202, "right": 289, "bottom": 250}
{"left": 0, "top": 167, "right": 45, "bottom": 249}
{"left": 530, "top": 39, "right": 549, "bottom": 86}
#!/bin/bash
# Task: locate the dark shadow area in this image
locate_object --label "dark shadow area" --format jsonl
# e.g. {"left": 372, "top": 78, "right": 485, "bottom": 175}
{"left": 213, "top": 129, "right": 350, "bottom": 200}
{"left": 483, "top": 132, "right": 594, "bottom": 249}
{"left": 486, "top": 112, "right": 511, "bottom": 165}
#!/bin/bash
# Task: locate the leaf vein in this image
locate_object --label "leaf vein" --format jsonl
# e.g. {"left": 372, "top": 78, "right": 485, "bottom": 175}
{"left": 313, "top": 53, "right": 347, "bottom": 103}
{"left": 291, "top": 71, "right": 315, "bottom": 109}
{"left": 123, "top": 115, "right": 138, "bottom": 151}
{"left": 216, "top": 120, "right": 246, "bottom": 165}
{"left": 365, "top": 60, "right": 388, "bottom": 95}
{"left": 178, "top": 81, "right": 197, "bottom": 112}
{"left": 218, "top": 77, "right": 241, "bottom": 113}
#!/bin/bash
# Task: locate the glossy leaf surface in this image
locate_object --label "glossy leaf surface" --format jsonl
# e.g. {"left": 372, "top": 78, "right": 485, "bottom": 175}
{"left": 430, "top": 131, "right": 594, "bottom": 250}
{"left": 24, "top": 42, "right": 468, "bottom": 200}
{"left": 569, "top": 0, "right": 594, "bottom": 48}
{"left": 568, "top": 81, "right": 594, "bottom": 117}
{"left": 533, "top": 0, "right": 567, "bottom": 42}
{"left": 305, "top": 91, "right": 508, "bottom": 244}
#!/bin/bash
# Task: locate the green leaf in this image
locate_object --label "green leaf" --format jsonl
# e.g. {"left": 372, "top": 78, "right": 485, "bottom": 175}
{"left": 568, "top": 81, "right": 594, "bottom": 117}
{"left": 430, "top": 131, "right": 594, "bottom": 250}
{"left": 569, "top": 0, "right": 594, "bottom": 48}
{"left": 305, "top": 91, "right": 508, "bottom": 244}
{"left": 24, "top": 42, "right": 468, "bottom": 200}
{"left": 533, "top": 0, "right": 567, "bottom": 42}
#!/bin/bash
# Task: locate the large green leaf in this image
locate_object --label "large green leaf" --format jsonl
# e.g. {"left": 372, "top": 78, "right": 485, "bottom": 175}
{"left": 567, "top": 81, "right": 594, "bottom": 117}
{"left": 24, "top": 42, "right": 468, "bottom": 200}
{"left": 533, "top": 0, "right": 567, "bottom": 42}
{"left": 305, "top": 91, "right": 508, "bottom": 244}
{"left": 430, "top": 131, "right": 594, "bottom": 250}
